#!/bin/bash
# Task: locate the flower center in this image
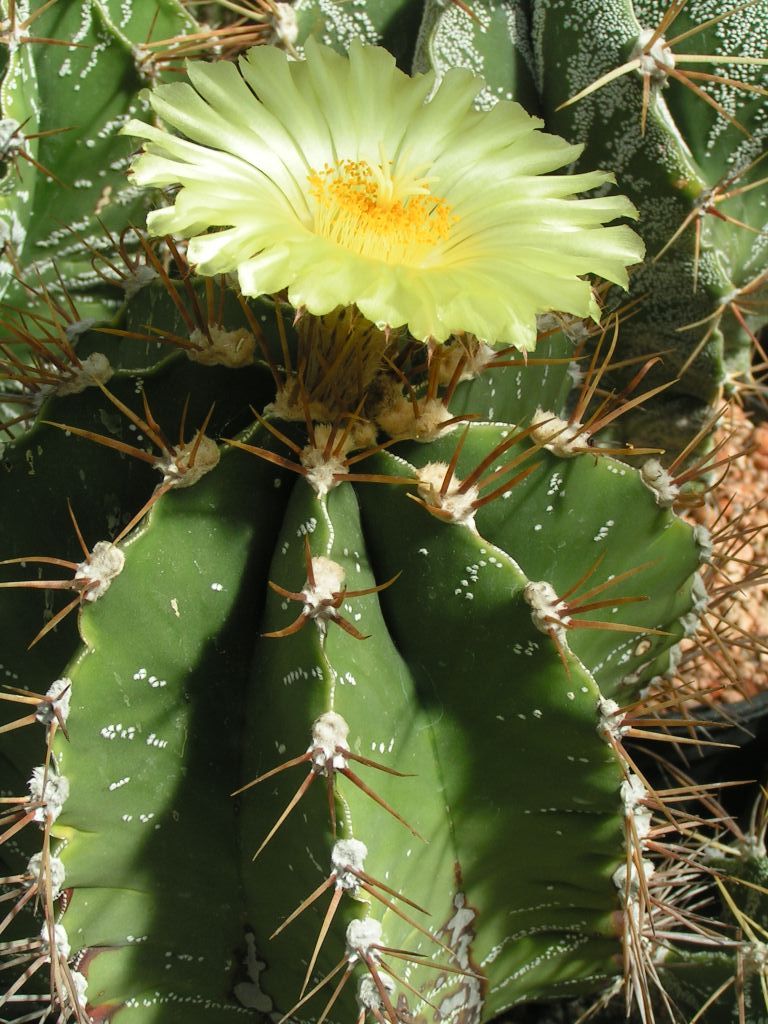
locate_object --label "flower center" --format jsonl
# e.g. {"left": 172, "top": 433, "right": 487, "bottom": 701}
{"left": 307, "top": 156, "right": 455, "bottom": 266}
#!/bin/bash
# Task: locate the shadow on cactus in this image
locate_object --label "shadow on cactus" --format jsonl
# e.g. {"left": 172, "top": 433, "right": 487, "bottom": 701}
{"left": 1, "top": 12, "right": 767, "bottom": 1024}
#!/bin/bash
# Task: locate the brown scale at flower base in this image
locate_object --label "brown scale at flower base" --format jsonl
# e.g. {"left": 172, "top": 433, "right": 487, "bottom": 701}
{"left": 523, "top": 553, "right": 675, "bottom": 678}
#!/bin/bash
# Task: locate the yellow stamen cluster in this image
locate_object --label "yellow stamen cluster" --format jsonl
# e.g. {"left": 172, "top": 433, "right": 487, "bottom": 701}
{"left": 307, "top": 158, "right": 455, "bottom": 266}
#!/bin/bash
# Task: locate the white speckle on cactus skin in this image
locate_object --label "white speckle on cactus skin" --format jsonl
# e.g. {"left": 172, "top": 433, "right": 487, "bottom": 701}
{"left": 593, "top": 520, "right": 615, "bottom": 542}
{"left": 297, "top": 517, "right": 318, "bottom": 537}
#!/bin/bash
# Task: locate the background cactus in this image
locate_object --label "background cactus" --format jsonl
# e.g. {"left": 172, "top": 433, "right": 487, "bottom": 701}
{"left": 1, "top": 2, "right": 767, "bottom": 1024}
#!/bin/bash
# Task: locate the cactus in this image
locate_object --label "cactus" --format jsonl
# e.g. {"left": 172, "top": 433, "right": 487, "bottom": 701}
{"left": 415, "top": 0, "right": 768, "bottom": 449}
{"left": 1, "top": 4, "right": 767, "bottom": 1024}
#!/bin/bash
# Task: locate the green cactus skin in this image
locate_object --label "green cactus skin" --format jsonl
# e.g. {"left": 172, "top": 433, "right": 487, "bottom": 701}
{"left": 0, "top": 0, "right": 197, "bottom": 335}
{"left": 2, "top": 3, "right": 767, "bottom": 1024}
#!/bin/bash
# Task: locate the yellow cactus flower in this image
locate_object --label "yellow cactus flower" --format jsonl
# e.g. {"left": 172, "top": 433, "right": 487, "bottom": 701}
{"left": 124, "top": 38, "right": 644, "bottom": 350}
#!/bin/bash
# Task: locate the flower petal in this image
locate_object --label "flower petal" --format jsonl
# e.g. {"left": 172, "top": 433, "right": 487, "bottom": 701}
{"left": 124, "top": 40, "right": 645, "bottom": 347}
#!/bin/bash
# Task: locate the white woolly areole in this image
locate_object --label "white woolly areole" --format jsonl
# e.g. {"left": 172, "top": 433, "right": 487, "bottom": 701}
{"left": 640, "top": 459, "right": 679, "bottom": 507}
{"left": 597, "top": 697, "right": 628, "bottom": 741}
{"left": 567, "top": 360, "right": 585, "bottom": 387}
{"left": 743, "top": 941, "right": 768, "bottom": 975}
{"left": 302, "top": 557, "right": 345, "bottom": 627}
{"left": 310, "top": 711, "right": 349, "bottom": 770}
{"left": 266, "top": 383, "right": 333, "bottom": 425}
{"left": 332, "top": 838, "right": 367, "bottom": 889}
{"left": 56, "top": 353, "right": 114, "bottom": 396}
{"left": 693, "top": 524, "right": 712, "bottom": 564}
{"left": 633, "top": 28, "right": 676, "bottom": 82}
{"left": 40, "top": 922, "right": 70, "bottom": 960}
{"left": 67, "top": 970, "right": 89, "bottom": 1009}
{"left": 64, "top": 318, "right": 98, "bottom": 343}
{"left": 271, "top": 1, "right": 298, "bottom": 46}
{"left": 417, "top": 463, "right": 478, "bottom": 529}
{"left": 188, "top": 326, "right": 256, "bottom": 368}
{"left": 75, "top": 541, "right": 125, "bottom": 601}
{"left": 690, "top": 573, "right": 709, "bottom": 615}
{"left": 530, "top": 408, "right": 590, "bottom": 457}
{"left": 26, "top": 852, "right": 66, "bottom": 897}
{"left": 300, "top": 430, "right": 349, "bottom": 496}
{"left": 376, "top": 396, "right": 456, "bottom": 442}
{"left": 523, "top": 580, "right": 571, "bottom": 640}
{"left": 357, "top": 972, "right": 395, "bottom": 1012}
{"left": 612, "top": 858, "right": 655, "bottom": 900}
{"left": 158, "top": 434, "right": 220, "bottom": 488}
{"left": 666, "top": 642, "right": 682, "bottom": 675}
{"left": 346, "top": 918, "right": 383, "bottom": 958}
{"left": 299, "top": 422, "right": 379, "bottom": 496}
{"left": 28, "top": 767, "right": 69, "bottom": 823}
{"left": 36, "top": 678, "right": 72, "bottom": 725}
{"left": 621, "top": 774, "right": 653, "bottom": 838}
{"left": 0, "top": 117, "right": 22, "bottom": 156}
{"left": 123, "top": 263, "right": 159, "bottom": 299}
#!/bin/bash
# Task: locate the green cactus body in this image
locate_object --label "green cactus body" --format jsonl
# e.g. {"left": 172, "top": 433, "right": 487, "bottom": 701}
{"left": 1, "top": 300, "right": 713, "bottom": 1021}
{"left": 1, "top": 5, "right": 767, "bottom": 1024}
